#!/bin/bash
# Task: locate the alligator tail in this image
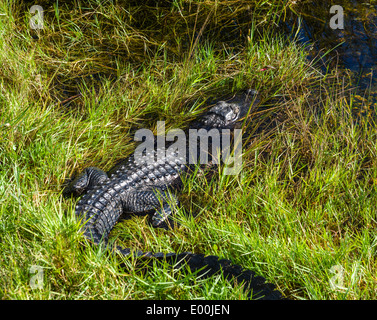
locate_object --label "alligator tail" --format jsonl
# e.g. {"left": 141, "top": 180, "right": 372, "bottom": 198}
{"left": 114, "top": 246, "right": 284, "bottom": 300}
{"left": 70, "top": 181, "right": 285, "bottom": 300}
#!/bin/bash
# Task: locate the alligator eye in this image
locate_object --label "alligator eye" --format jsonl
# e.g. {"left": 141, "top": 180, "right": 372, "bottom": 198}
{"left": 225, "top": 110, "right": 237, "bottom": 122}
{"left": 229, "top": 106, "right": 240, "bottom": 121}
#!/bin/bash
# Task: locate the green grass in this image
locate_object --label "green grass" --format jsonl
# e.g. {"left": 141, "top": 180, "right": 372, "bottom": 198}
{"left": 1, "top": 0, "right": 377, "bottom": 300}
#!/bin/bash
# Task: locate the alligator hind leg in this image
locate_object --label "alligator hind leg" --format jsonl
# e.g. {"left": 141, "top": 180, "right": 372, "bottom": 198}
{"left": 151, "top": 198, "right": 177, "bottom": 229}
{"left": 63, "top": 167, "right": 109, "bottom": 197}
{"left": 125, "top": 188, "right": 179, "bottom": 229}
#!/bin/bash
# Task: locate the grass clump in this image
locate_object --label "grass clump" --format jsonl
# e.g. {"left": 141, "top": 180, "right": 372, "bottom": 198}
{"left": 1, "top": 0, "right": 376, "bottom": 300}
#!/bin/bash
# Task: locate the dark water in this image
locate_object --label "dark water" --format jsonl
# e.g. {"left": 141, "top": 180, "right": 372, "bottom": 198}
{"left": 53, "top": 0, "right": 377, "bottom": 113}
{"left": 285, "top": 0, "right": 377, "bottom": 109}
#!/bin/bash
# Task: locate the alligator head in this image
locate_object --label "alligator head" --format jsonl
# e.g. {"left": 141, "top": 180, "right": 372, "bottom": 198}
{"left": 198, "top": 89, "right": 259, "bottom": 129}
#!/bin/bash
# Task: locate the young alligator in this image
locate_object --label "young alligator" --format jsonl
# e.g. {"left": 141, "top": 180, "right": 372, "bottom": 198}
{"left": 64, "top": 89, "right": 284, "bottom": 300}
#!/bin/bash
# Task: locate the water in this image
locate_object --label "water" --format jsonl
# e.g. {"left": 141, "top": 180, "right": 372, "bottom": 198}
{"left": 285, "top": 0, "right": 377, "bottom": 108}
{"left": 55, "top": 1, "right": 377, "bottom": 113}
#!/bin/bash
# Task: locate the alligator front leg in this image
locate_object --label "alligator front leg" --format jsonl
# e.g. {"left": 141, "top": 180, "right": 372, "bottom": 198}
{"left": 125, "top": 188, "right": 179, "bottom": 229}
{"left": 63, "top": 167, "right": 109, "bottom": 197}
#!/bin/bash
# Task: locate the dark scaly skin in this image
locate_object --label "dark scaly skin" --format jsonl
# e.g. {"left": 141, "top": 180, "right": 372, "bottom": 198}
{"left": 64, "top": 89, "right": 285, "bottom": 300}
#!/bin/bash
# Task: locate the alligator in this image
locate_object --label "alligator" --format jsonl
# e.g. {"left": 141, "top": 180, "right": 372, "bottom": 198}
{"left": 63, "top": 89, "right": 285, "bottom": 300}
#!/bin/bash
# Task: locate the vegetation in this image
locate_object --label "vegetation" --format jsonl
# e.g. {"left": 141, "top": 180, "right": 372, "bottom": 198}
{"left": 1, "top": 0, "right": 376, "bottom": 300}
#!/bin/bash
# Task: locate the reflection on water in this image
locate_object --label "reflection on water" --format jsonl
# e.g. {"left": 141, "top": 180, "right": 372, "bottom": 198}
{"left": 285, "top": 0, "right": 377, "bottom": 110}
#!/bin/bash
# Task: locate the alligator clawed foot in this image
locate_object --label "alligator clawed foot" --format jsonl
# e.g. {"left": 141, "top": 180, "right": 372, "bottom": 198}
{"left": 150, "top": 204, "right": 177, "bottom": 230}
